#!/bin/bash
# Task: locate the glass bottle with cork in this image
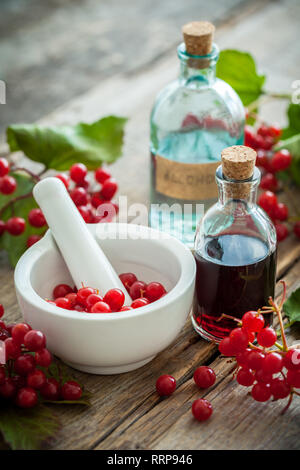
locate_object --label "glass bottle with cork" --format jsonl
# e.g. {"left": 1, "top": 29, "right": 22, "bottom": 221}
{"left": 149, "top": 21, "right": 245, "bottom": 247}
{"left": 193, "top": 145, "right": 277, "bottom": 342}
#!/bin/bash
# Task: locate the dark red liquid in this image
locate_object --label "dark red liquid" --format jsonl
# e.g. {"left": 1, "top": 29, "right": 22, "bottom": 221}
{"left": 193, "top": 234, "right": 276, "bottom": 341}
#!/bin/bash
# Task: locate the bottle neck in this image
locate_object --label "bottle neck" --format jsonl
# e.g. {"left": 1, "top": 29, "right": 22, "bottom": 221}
{"left": 215, "top": 166, "right": 261, "bottom": 208}
{"left": 177, "top": 42, "right": 218, "bottom": 86}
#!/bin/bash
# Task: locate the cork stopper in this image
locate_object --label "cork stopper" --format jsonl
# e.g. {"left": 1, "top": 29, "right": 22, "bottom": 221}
{"left": 182, "top": 21, "right": 215, "bottom": 56}
{"left": 221, "top": 145, "right": 257, "bottom": 199}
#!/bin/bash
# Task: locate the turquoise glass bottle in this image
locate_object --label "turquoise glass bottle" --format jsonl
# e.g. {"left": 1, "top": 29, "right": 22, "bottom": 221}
{"left": 149, "top": 21, "right": 245, "bottom": 247}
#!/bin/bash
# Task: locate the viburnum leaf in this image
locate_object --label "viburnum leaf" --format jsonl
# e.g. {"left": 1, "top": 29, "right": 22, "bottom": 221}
{"left": 6, "top": 116, "right": 127, "bottom": 171}
{"left": 0, "top": 172, "right": 45, "bottom": 266}
{"left": 275, "top": 134, "right": 300, "bottom": 186}
{"left": 0, "top": 403, "right": 60, "bottom": 450}
{"left": 216, "top": 49, "right": 265, "bottom": 105}
{"left": 284, "top": 287, "right": 300, "bottom": 324}
{"left": 281, "top": 103, "right": 300, "bottom": 139}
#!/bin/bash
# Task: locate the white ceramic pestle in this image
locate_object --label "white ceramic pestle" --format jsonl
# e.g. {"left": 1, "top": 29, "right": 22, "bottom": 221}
{"left": 33, "top": 177, "right": 131, "bottom": 304}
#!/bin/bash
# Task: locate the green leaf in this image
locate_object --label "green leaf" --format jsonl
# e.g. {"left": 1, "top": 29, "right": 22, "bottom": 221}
{"left": 0, "top": 403, "right": 60, "bottom": 450}
{"left": 275, "top": 134, "right": 300, "bottom": 186}
{"left": 282, "top": 103, "right": 300, "bottom": 139}
{"left": 216, "top": 49, "right": 265, "bottom": 105}
{"left": 284, "top": 287, "right": 300, "bottom": 323}
{"left": 7, "top": 116, "right": 127, "bottom": 171}
{"left": 0, "top": 173, "right": 45, "bottom": 266}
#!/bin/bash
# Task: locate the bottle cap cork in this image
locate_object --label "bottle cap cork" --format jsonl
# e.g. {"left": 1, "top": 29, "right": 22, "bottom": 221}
{"left": 221, "top": 145, "right": 257, "bottom": 199}
{"left": 182, "top": 21, "right": 215, "bottom": 56}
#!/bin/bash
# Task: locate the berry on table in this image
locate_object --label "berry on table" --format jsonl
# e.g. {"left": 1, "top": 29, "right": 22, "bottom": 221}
{"left": 27, "top": 369, "right": 47, "bottom": 390}
{"left": 286, "top": 370, "right": 300, "bottom": 388}
{"left": 5, "top": 217, "right": 26, "bottom": 236}
{"left": 283, "top": 349, "right": 300, "bottom": 371}
{"left": 257, "top": 327, "right": 277, "bottom": 348}
{"left": 262, "top": 352, "right": 283, "bottom": 374}
{"left": 40, "top": 378, "right": 60, "bottom": 400}
{"left": 247, "top": 350, "right": 265, "bottom": 370}
{"left": 251, "top": 383, "right": 271, "bottom": 402}
{"left": 5, "top": 337, "right": 21, "bottom": 359}
{"left": 35, "top": 348, "right": 52, "bottom": 367}
{"left": 0, "top": 304, "right": 4, "bottom": 319}
{"left": 236, "top": 368, "right": 255, "bottom": 387}
{"left": 219, "top": 337, "right": 236, "bottom": 357}
{"left": 273, "top": 202, "right": 288, "bottom": 221}
{"left": 192, "top": 398, "right": 213, "bottom": 422}
{"left": 193, "top": 366, "right": 216, "bottom": 389}
{"left": 14, "top": 354, "right": 36, "bottom": 376}
{"left": 61, "top": 381, "right": 82, "bottom": 400}
{"left": 271, "top": 149, "right": 292, "bottom": 172}
{"left": 258, "top": 191, "right": 277, "bottom": 215}
{"left": 270, "top": 378, "right": 290, "bottom": 400}
{"left": 156, "top": 374, "right": 176, "bottom": 396}
{"left": 229, "top": 327, "right": 249, "bottom": 353}
{"left": 242, "top": 311, "right": 264, "bottom": 332}
{"left": 16, "top": 387, "right": 38, "bottom": 408}
{"left": 24, "top": 330, "right": 46, "bottom": 352}
{"left": 11, "top": 322, "right": 31, "bottom": 345}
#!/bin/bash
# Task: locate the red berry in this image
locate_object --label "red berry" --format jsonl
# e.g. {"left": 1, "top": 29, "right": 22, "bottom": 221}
{"left": 271, "top": 149, "right": 292, "bottom": 172}
{"left": 192, "top": 398, "right": 213, "bottom": 422}
{"left": 275, "top": 222, "right": 289, "bottom": 242}
{"left": 0, "top": 158, "right": 9, "bottom": 177}
{"left": 247, "top": 350, "right": 265, "bottom": 370}
{"left": 61, "top": 380, "right": 82, "bottom": 400}
{"left": 14, "top": 354, "right": 35, "bottom": 376}
{"left": 0, "top": 175, "right": 17, "bottom": 194}
{"left": 16, "top": 387, "right": 38, "bottom": 408}
{"left": 24, "top": 330, "right": 46, "bottom": 352}
{"left": 27, "top": 234, "right": 41, "bottom": 247}
{"left": 100, "top": 178, "right": 118, "bottom": 200}
{"left": 251, "top": 383, "right": 271, "bottom": 402}
{"left": 257, "top": 125, "right": 270, "bottom": 138}
{"left": 0, "top": 378, "right": 17, "bottom": 398}
{"left": 257, "top": 327, "right": 277, "bottom": 348}
{"left": 229, "top": 327, "right": 249, "bottom": 353}
{"left": 156, "top": 374, "right": 176, "bottom": 396}
{"left": 268, "top": 125, "right": 282, "bottom": 139}
{"left": 256, "top": 150, "right": 273, "bottom": 171}
{"left": 244, "top": 126, "right": 259, "bottom": 149}
{"left": 5, "top": 338, "right": 21, "bottom": 359}
{"left": 129, "top": 281, "right": 147, "bottom": 300}
{"left": 236, "top": 368, "right": 255, "bottom": 387}
{"left": 286, "top": 370, "right": 300, "bottom": 389}
{"left": 131, "top": 298, "right": 150, "bottom": 309}
{"left": 95, "top": 167, "right": 111, "bottom": 184}
{"left": 56, "top": 173, "right": 70, "bottom": 189}
{"left": 65, "top": 292, "right": 78, "bottom": 308}
{"left": 86, "top": 293, "right": 103, "bottom": 310}
{"left": 70, "top": 163, "right": 87, "bottom": 184}
{"left": 193, "top": 366, "right": 216, "bottom": 389}
{"left": 0, "top": 327, "right": 9, "bottom": 342}
{"left": 259, "top": 136, "right": 274, "bottom": 151}
{"left": 12, "top": 375, "right": 27, "bottom": 389}
{"left": 273, "top": 202, "right": 288, "bottom": 221}
{"left": 294, "top": 221, "right": 300, "bottom": 239}
{"left": 254, "top": 368, "right": 273, "bottom": 384}
{"left": 55, "top": 297, "right": 72, "bottom": 310}
{"left": 77, "top": 287, "right": 95, "bottom": 305}
{"left": 28, "top": 208, "right": 46, "bottom": 227}
{"left": 145, "top": 282, "right": 166, "bottom": 302}
{"left": 0, "top": 220, "right": 6, "bottom": 236}
{"left": 262, "top": 352, "right": 283, "bottom": 374}
{"left": 260, "top": 173, "right": 278, "bottom": 192}
{"left": 236, "top": 348, "right": 252, "bottom": 368}
{"left": 90, "top": 301, "right": 111, "bottom": 314}
{"left": 27, "top": 369, "right": 47, "bottom": 390}
{"left": 219, "top": 337, "right": 235, "bottom": 357}
{"left": 53, "top": 283, "right": 73, "bottom": 299}
{"left": 120, "top": 306, "right": 133, "bottom": 311}
{"left": 11, "top": 323, "right": 31, "bottom": 345}
{"left": 35, "top": 348, "right": 52, "bottom": 367}
{"left": 270, "top": 378, "right": 290, "bottom": 400}
{"left": 70, "top": 187, "right": 88, "bottom": 206}
{"left": 78, "top": 205, "right": 92, "bottom": 223}
{"left": 5, "top": 217, "right": 26, "bottom": 236}
{"left": 90, "top": 193, "right": 105, "bottom": 209}
{"left": 0, "top": 367, "right": 6, "bottom": 385}
{"left": 103, "top": 288, "right": 125, "bottom": 312}
{"left": 242, "top": 311, "right": 265, "bottom": 332}
{"left": 0, "top": 304, "right": 4, "bottom": 319}
{"left": 40, "top": 378, "right": 60, "bottom": 400}
{"left": 119, "top": 272, "right": 138, "bottom": 290}
{"left": 283, "top": 349, "right": 300, "bottom": 371}
{"left": 258, "top": 191, "right": 277, "bottom": 214}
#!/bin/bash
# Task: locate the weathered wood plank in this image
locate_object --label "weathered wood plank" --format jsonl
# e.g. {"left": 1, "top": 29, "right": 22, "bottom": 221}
{"left": 96, "top": 262, "right": 300, "bottom": 450}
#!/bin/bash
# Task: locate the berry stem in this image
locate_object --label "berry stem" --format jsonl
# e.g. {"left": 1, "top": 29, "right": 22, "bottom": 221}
{"left": 280, "top": 392, "right": 293, "bottom": 415}
{"left": 11, "top": 166, "right": 41, "bottom": 183}
{"left": 247, "top": 91, "right": 291, "bottom": 113}
{"left": 268, "top": 282, "right": 288, "bottom": 352}
{"left": 0, "top": 191, "right": 33, "bottom": 217}
{"left": 215, "top": 313, "right": 241, "bottom": 325}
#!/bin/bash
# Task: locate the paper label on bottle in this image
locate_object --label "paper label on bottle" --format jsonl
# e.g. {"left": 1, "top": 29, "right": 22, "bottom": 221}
{"left": 155, "top": 155, "right": 219, "bottom": 201}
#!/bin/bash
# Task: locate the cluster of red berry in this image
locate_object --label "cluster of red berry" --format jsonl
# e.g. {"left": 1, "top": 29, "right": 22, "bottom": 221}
{"left": 0, "top": 305, "right": 82, "bottom": 408}
{"left": 155, "top": 366, "right": 216, "bottom": 422}
{"left": 219, "top": 310, "right": 300, "bottom": 406}
{"left": 244, "top": 124, "right": 300, "bottom": 242}
{"left": 49, "top": 274, "right": 166, "bottom": 313}
{"left": 0, "top": 159, "right": 119, "bottom": 248}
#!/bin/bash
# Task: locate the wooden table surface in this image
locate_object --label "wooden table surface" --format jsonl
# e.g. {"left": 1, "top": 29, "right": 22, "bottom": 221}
{"left": 1, "top": 0, "right": 300, "bottom": 450}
